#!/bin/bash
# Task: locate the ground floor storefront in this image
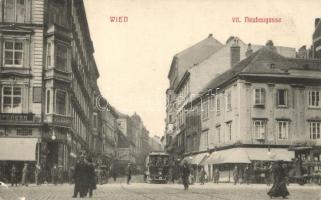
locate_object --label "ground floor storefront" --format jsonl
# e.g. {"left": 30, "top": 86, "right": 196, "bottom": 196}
{"left": 0, "top": 126, "right": 88, "bottom": 184}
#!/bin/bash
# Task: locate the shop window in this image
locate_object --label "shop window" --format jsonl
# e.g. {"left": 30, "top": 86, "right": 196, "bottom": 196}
{"left": 2, "top": 86, "right": 22, "bottom": 113}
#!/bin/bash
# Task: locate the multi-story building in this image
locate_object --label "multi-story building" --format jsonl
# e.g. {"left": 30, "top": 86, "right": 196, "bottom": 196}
{"left": 0, "top": 0, "right": 103, "bottom": 178}
{"left": 184, "top": 41, "right": 321, "bottom": 177}
{"left": 116, "top": 112, "right": 136, "bottom": 165}
{"left": 165, "top": 34, "right": 296, "bottom": 161}
{"left": 101, "top": 103, "right": 118, "bottom": 165}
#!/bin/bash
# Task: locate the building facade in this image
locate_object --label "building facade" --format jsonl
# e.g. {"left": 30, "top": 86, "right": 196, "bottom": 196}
{"left": 184, "top": 42, "right": 321, "bottom": 177}
{"left": 0, "top": 0, "right": 104, "bottom": 179}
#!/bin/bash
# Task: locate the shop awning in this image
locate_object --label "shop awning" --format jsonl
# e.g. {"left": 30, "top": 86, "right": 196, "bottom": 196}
{"left": 191, "top": 153, "right": 209, "bottom": 165}
{"left": 0, "top": 138, "right": 38, "bottom": 161}
{"left": 243, "top": 148, "right": 294, "bottom": 162}
{"left": 181, "top": 155, "right": 196, "bottom": 165}
{"left": 202, "top": 148, "right": 251, "bottom": 165}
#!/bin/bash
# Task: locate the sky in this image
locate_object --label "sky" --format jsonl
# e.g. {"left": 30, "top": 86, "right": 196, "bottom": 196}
{"left": 83, "top": 0, "right": 321, "bottom": 137}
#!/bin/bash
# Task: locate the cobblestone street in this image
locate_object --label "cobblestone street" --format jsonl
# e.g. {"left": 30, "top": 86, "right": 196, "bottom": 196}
{"left": 1, "top": 182, "right": 320, "bottom": 200}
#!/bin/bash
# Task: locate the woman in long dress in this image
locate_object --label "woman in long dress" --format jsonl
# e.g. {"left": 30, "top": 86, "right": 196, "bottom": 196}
{"left": 267, "top": 161, "right": 290, "bottom": 199}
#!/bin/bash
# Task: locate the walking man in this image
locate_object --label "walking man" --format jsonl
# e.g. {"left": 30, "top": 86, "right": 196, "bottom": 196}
{"left": 233, "top": 166, "right": 239, "bottom": 185}
{"left": 11, "top": 165, "right": 18, "bottom": 187}
{"left": 73, "top": 154, "right": 87, "bottom": 198}
{"left": 35, "top": 164, "right": 41, "bottom": 185}
{"left": 199, "top": 167, "right": 206, "bottom": 185}
{"left": 243, "top": 165, "right": 250, "bottom": 184}
{"left": 213, "top": 168, "right": 220, "bottom": 184}
{"left": 51, "top": 165, "right": 58, "bottom": 185}
{"left": 21, "top": 163, "right": 28, "bottom": 186}
{"left": 126, "top": 163, "right": 132, "bottom": 184}
{"left": 86, "top": 158, "right": 96, "bottom": 198}
{"left": 181, "top": 161, "right": 190, "bottom": 190}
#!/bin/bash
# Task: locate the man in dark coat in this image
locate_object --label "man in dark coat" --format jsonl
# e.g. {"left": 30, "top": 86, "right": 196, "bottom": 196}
{"left": 72, "top": 155, "right": 87, "bottom": 198}
{"left": 267, "top": 161, "right": 290, "bottom": 199}
{"left": 51, "top": 165, "right": 58, "bottom": 185}
{"left": 126, "top": 163, "right": 132, "bottom": 184}
{"left": 86, "top": 157, "right": 96, "bottom": 198}
{"left": 11, "top": 165, "right": 18, "bottom": 187}
{"left": 181, "top": 161, "right": 190, "bottom": 190}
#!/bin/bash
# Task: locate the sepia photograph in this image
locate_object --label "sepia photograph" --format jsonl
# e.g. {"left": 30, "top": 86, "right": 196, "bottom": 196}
{"left": 0, "top": 0, "right": 321, "bottom": 199}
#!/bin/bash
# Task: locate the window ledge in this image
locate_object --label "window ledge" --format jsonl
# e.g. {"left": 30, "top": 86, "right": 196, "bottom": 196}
{"left": 277, "top": 105, "right": 288, "bottom": 109}
{"left": 254, "top": 104, "right": 265, "bottom": 108}
{"left": 308, "top": 107, "right": 321, "bottom": 110}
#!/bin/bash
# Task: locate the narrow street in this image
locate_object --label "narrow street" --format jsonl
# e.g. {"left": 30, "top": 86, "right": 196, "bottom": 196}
{"left": 0, "top": 182, "right": 320, "bottom": 200}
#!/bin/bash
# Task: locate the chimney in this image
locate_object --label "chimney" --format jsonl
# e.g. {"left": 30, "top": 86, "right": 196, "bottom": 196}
{"left": 245, "top": 43, "right": 253, "bottom": 57}
{"left": 230, "top": 38, "right": 240, "bottom": 67}
{"left": 315, "top": 18, "right": 321, "bottom": 28}
{"left": 266, "top": 40, "right": 276, "bottom": 51}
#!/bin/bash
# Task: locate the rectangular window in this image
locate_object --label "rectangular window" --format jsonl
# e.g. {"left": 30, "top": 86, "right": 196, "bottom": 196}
{"left": 278, "top": 121, "right": 288, "bottom": 139}
{"left": 226, "top": 122, "right": 232, "bottom": 141}
{"left": 47, "top": 42, "right": 52, "bottom": 68}
{"left": 56, "top": 44, "right": 68, "bottom": 71}
{"left": 253, "top": 120, "right": 266, "bottom": 140}
{"left": 226, "top": 91, "right": 232, "bottom": 111}
{"left": 46, "top": 90, "right": 50, "bottom": 113}
{"left": 93, "top": 113, "right": 98, "bottom": 129}
{"left": 2, "top": 86, "right": 22, "bottom": 113}
{"left": 33, "top": 87, "right": 42, "bottom": 103}
{"left": 4, "top": 0, "right": 26, "bottom": 23}
{"left": 277, "top": 89, "right": 287, "bottom": 107}
{"left": 3, "top": 41, "right": 24, "bottom": 67}
{"left": 56, "top": 90, "right": 66, "bottom": 115}
{"left": 309, "top": 90, "right": 320, "bottom": 107}
{"left": 310, "top": 122, "right": 321, "bottom": 140}
{"left": 201, "top": 100, "right": 209, "bottom": 120}
{"left": 254, "top": 88, "right": 265, "bottom": 106}
{"left": 216, "top": 126, "right": 221, "bottom": 143}
{"left": 216, "top": 96, "right": 220, "bottom": 115}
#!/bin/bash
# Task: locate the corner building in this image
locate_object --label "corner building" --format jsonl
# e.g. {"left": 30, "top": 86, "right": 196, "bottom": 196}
{"left": 0, "top": 0, "right": 102, "bottom": 180}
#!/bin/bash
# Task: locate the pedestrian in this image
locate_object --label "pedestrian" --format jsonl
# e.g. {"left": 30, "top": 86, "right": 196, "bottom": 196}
{"left": 181, "top": 161, "right": 190, "bottom": 190}
{"left": 86, "top": 157, "right": 96, "bottom": 198}
{"left": 199, "top": 167, "right": 206, "bottom": 185}
{"left": 11, "top": 165, "right": 18, "bottom": 187}
{"left": 72, "top": 154, "right": 87, "bottom": 198}
{"left": 213, "top": 168, "right": 220, "bottom": 184}
{"left": 233, "top": 166, "right": 239, "bottom": 185}
{"left": 21, "top": 163, "right": 28, "bottom": 186}
{"left": 267, "top": 161, "right": 290, "bottom": 199}
{"left": 110, "top": 163, "right": 117, "bottom": 182}
{"left": 266, "top": 163, "right": 272, "bottom": 186}
{"left": 51, "top": 165, "right": 58, "bottom": 185}
{"left": 68, "top": 166, "right": 74, "bottom": 184}
{"left": 35, "top": 164, "right": 41, "bottom": 185}
{"left": 126, "top": 163, "right": 132, "bottom": 184}
{"left": 58, "top": 166, "right": 64, "bottom": 184}
{"left": 243, "top": 165, "right": 250, "bottom": 184}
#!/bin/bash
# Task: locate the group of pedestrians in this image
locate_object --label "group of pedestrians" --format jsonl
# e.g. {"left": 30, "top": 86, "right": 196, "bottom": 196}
{"left": 72, "top": 155, "right": 96, "bottom": 198}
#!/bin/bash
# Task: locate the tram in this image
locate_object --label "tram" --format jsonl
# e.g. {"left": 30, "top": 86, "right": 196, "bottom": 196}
{"left": 145, "top": 152, "right": 169, "bottom": 183}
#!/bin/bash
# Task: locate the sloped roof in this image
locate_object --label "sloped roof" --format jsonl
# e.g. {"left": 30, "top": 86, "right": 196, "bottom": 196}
{"left": 168, "top": 35, "right": 224, "bottom": 78}
{"left": 199, "top": 46, "right": 321, "bottom": 96}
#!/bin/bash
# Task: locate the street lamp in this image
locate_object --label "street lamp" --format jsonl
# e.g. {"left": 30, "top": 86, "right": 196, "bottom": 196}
{"left": 51, "top": 130, "right": 56, "bottom": 140}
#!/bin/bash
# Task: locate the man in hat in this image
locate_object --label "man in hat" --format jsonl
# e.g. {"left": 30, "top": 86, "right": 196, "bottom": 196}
{"left": 73, "top": 154, "right": 87, "bottom": 198}
{"left": 181, "top": 160, "right": 190, "bottom": 190}
{"left": 126, "top": 163, "right": 133, "bottom": 185}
